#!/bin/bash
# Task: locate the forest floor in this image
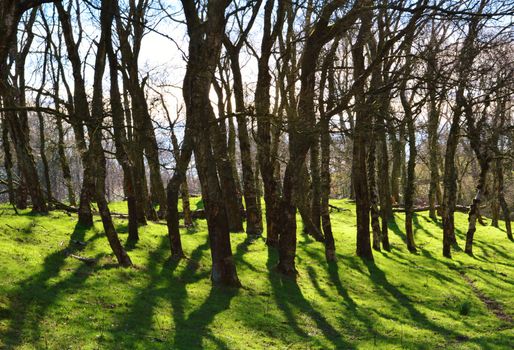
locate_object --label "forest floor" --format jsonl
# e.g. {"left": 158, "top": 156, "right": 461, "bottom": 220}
{"left": 0, "top": 199, "right": 512, "bottom": 349}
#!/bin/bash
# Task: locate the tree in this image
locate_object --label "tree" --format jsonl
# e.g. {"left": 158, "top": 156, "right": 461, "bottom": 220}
{"left": 277, "top": 0, "right": 362, "bottom": 274}
{"left": 255, "top": 0, "right": 284, "bottom": 247}
{"left": 441, "top": 0, "right": 486, "bottom": 258}
{"left": 114, "top": 0, "right": 166, "bottom": 221}
{"left": 180, "top": 0, "right": 240, "bottom": 286}
{"left": 223, "top": 0, "right": 264, "bottom": 236}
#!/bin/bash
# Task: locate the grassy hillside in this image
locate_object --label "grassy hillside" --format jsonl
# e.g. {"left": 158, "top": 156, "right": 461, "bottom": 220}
{"left": 0, "top": 200, "right": 512, "bottom": 349}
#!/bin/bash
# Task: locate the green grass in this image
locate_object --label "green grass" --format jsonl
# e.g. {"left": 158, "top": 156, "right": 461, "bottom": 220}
{"left": 0, "top": 200, "right": 512, "bottom": 349}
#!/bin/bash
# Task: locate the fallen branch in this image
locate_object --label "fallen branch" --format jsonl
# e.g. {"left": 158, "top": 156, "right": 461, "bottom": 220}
{"left": 68, "top": 254, "right": 96, "bottom": 264}
{"left": 329, "top": 204, "right": 350, "bottom": 212}
{"left": 51, "top": 199, "right": 79, "bottom": 213}
{"left": 110, "top": 210, "right": 206, "bottom": 220}
{"left": 392, "top": 204, "right": 473, "bottom": 213}
{"left": 49, "top": 201, "right": 204, "bottom": 221}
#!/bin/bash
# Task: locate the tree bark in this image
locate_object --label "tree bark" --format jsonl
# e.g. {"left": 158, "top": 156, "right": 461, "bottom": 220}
{"left": 491, "top": 171, "right": 499, "bottom": 227}
{"left": 256, "top": 0, "right": 284, "bottom": 247}
{"left": 441, "top": 6, "right": 483, "bottom": 258}
{"left": 225, "top": 46, "right": 263, "bottom": 235}
{"left": 181, "top": 0, "right": 240, "bottom": 287}
{"left": 114, "top": 1, "right": 166, "bottom": 220}
{"left": 181, "top": 180, "right": 193, "bottom": 227}
{"left": 427, "top": 78, "right": 442, "bottom": 221}
{"left": 1, "top": 90, "right": 47, "bottom": 213}
{"left": 55, "top": 1, "right": 94, "bottom": 226}
{"left": 106, "top": 10, "right": 139, "bottom": 242}
{"left": 318, "top": 40, "right": 338, "bottom": 261}
{"left": 278, "top": 0, "right": 362, "bottom": 273}
{"left": 465, "top": 161, "right": 489, "bottom": 255}
{"left": 351, "top": 0, "right": 373, "bottom": 260}
{"left": 401, "top": 82, "right": 417, "bottom": 254}
{"left": 377, "top": 99, "right": 392, "bottom": 250}
{"left": 496, "top": 158, "right": 513, "bottom": 240}
{"left": 35, "top": 43, "right": 52, "bottom": 205}
{"left": 367, "top": 113, "right": 381, "bottom": 251}
{"left": 208, "top": 88, "right": 245, "bottom": 233}
{"left": 166, "top": 128, "right": 193, "bottom": 260}
{"left": 1, "top": 114, "right": 16, "bottom": 206}
{"left": 310, "top": 136, "right": 322, "bottom": 234}
{"left": 89, "top": 0, "right": 132, "bottom": 266}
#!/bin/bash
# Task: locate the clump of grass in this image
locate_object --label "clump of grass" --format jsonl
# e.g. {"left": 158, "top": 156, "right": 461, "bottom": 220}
{"left": 459, "top": 300, "right": 472, "bottom": 316}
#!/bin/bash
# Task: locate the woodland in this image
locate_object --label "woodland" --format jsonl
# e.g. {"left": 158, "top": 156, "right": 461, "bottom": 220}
{"left": 0, "top": 0, "right": 513, "bottom": 349}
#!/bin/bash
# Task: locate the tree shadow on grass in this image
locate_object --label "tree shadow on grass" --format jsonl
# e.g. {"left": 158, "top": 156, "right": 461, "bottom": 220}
{"left": 113, "top": 233, "right": 233, "bottom": 349}
{"left": 363, "top": 259, "right": 465, "bottom": 341}
{"left": 113, "top": 235, "right": 212, "bottom": 347}
{"left": 386, "top": 250, "right": 456, "bottom": 286}
{"left": 476, "top": 241, "right": 512, "bottom": 262}
{"left": 112, "top": 236, "right": 172, "bottom": 345}
{"left": 411, "top": 214, "right": 464, "bottom": 245}
{"left": 267, "top": 248, "right": 354, "bottom": 349}
{"left": 169, "top": 240, "right": 234, "bottom": 349}
{"left": 301, "top": 247, "right": 380, "bottom": 342}
{"left": 172, "top": 286, "right": 237, "bottom": 349}
{"left": 326, "top": 260, "right": 379, "bottom": 335}
{"left": 1, "top": 223, "right": 102, "bottom": 347}
{"left": 233, "top": 235, "right": 263, "bottom": 273}
{"left": 388, "top": 219, "right": 406, "bottom": 242}
{"left": 306, "top": 266, "right": 330, "bottom": 300}
{"left": 413, "top": 214, "right": 438, "bottom": 239}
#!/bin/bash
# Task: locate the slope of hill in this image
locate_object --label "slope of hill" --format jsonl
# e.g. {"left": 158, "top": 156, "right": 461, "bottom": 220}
{"left": 0, "top": 200, "right": 512, "bottom": 349}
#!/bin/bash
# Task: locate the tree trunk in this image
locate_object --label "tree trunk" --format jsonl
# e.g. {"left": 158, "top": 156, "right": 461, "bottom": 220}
{"left": 181, "top": 0, "right": 240, "bottom": 287}
{"left": 35, "top": 48, "right": 52, "bottom": 205}
{"left": 320, "top": 116, "right": 335, "bottom": 261}
{"left": 256, "top": 0, "right": 284, "bottom": 248}
{"left": 209, "top": 109, "right": 245, "bottom": 233}
{"left": 114, "top": 3, "right": 166, "bottom": 220}
{"left": 377, "top": 101, "right": 392, "bottom": 250}
{"left": 255, "top": 159, "right": 263, "bottom": 227}
{"left": 36, "top": 108, "right": 52, "bottom": 204}
{"left": 55, "top": 1, "right": 94, "bottom": 226}
{"left": 491, "top": 172, "right": 499, "bottom": 227}
{"left": 441, "top": 10, "right": 482, "bottom": 258}
{"left": 226, "top": 50, "right": 263, "bottom": 235}
{"left": 318, "top": 40, "right": 337, "bottom": 261}
{"left": 351, "top": 1, "right": 373, "bottom": 260}
{"left": 367, "top": 115, "right": 381, "bottom": 252}
{"left": 310, "top": 138, "right": 322, "bottom": 234}
{"left": 389, "top": 133, "right": 402, "bottom": 205}
{"left": 465, "top": 160, "right": 489, "bottom": 255}
{"left": 297, "top": 164, "right": 324, "bottom": 241}
{"left": 277, "top": 0, "right": 362, "bottom": 273}
{"left": 55, "top": 110, "right": 76, "bottom": 206}
{"left": 181, "top": 180, "right": 193, "bottom": 227}
{"left": 401, "top": 84, "right": 417, "bottom": 253}
{"left": 227, "top": 116, "right": 244, "bottom": 213}
{"left": 1, "top": 115, "right": 16, "bottom": 206}
{"left": 426, "top": 38, "right": 443, "bottom": 220}
{"left": 496, "top": 158, "right": 513, "bottom": 240}
{"left": 427, "top": 84, "right": 441, "bottom": 220}
{"left": 2, "top": 93, "right": 47, "bottom": 213}
{"left": 442, "top": 114, "right": 460, "bottom": 258}
{"left": 89, "top": 0, "right": 132, "bottom": 266}
{"left": 166, "top": 128, "right": 193, "bottom": 260}
{"left": 106, "top": 19, "right": 139, "bottom": 242}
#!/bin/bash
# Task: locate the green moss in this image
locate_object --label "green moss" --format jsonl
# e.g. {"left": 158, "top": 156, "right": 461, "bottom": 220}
{"left": 0, "top": 200, "right": 512, "bottom": 349}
